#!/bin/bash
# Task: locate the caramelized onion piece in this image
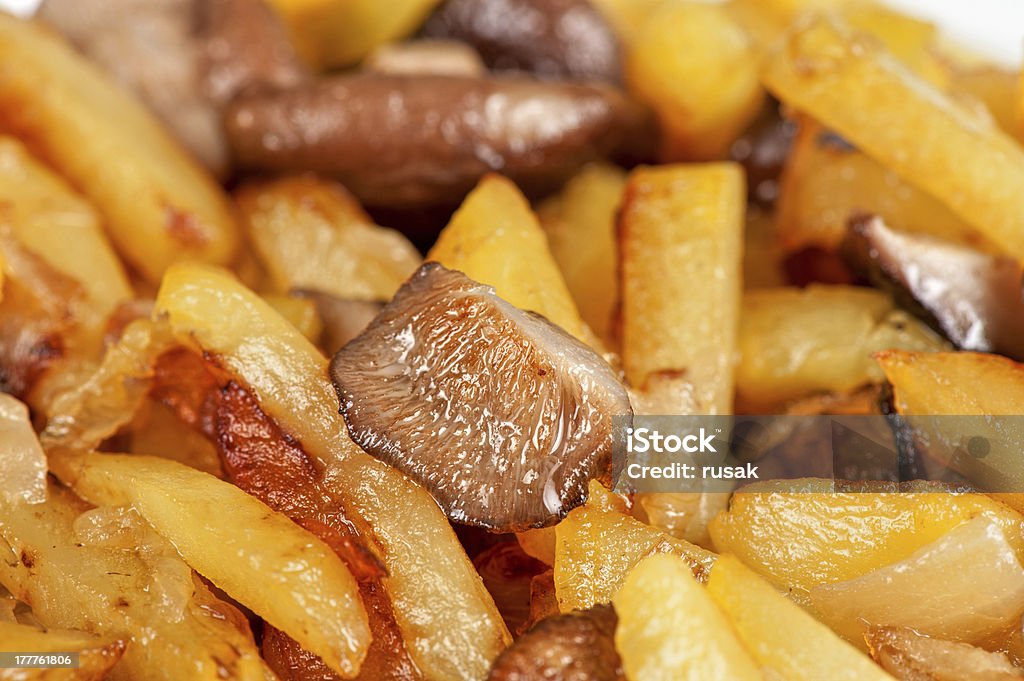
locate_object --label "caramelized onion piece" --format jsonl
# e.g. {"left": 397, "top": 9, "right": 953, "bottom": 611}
{"left": 331, "top": 263, "right": 631, "bottom": 531}
{"left": 486, "top": 605, "right": 624, "bottom": 681}
{"left": 420, "top": 0, "right": 621, "bottom": 83}
{"left": 844, "top": 215, "right": 1024, "bottom": 360}
{"left": 225, "top": 74, "right": 647, "bottom": 208}
{"left": 866, "top": 626, "right": 1024, "bottom": 681}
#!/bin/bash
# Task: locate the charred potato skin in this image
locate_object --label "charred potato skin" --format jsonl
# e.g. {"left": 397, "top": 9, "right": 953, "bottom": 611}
{"left": 224, "top": 74, "right": 648, "bottom": 207}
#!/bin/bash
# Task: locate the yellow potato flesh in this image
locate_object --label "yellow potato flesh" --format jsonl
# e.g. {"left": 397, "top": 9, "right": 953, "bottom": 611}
{"left": 53, "top": 452, "right": 371, "bottom": 679}
{"left": 538, "top": 163, "right": 625, "bottom": 346}
{"left": 762, "top": 16, "right": 1024, "bottom": 263}
{"left": 0, "top": 15, "right": 238, "bottom": 283}
{"left": 737, "top": 286, "right": 946, "bottom": 408}
{"left": 155, "top": 262, "right": 511, "bottom": 681}
{"left": 0, "top": 483, "right": 268, "bottom": 681}
{"left": 619, "top": 163, "right": 744, "bottom": 414}
{"left": 554, "top": 495, "right": 715, "bottom": 612}
{"left": 708, "top": 478, "right": 1024, "bottom": 597}
{"left": 707, "top": 555, "right": 895, "bottom": 681}
{"left": 0, "top": 137, "right": 130, "bottom": 329}
{"left": 613, "top": 554, "right": 760, "bottom": 681}
{"left": 0, "top": 621, "right": 125, "bottom": 681}
{"left": 428, "top": 174, "right": 590, "bottom": 344}
{"left": 627, "top": 2, "right": 763, "bottom": 161}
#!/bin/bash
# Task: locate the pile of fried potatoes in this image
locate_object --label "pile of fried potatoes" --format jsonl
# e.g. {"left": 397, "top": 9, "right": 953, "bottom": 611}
{"left": 2, "top": 0, "right": 1024, "bottom": 679}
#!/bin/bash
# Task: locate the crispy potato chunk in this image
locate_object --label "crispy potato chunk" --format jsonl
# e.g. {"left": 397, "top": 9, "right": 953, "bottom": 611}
{"left": 0, "top": 483, "right": 268, "bottom": 681}
{"left": 707, "top": 555, "right": 895, "bottom": 681}
{"left": 237, "top": 176, "right": 421, "bottom": 302}
{"left": 554, "top": 483, "right": 715, "bottom": 612}
{"left": 429, "top": 174, "right": 591, "bottom": 344}
{"left": 0, "top": 622, "right": 125, "bottom": 681}
{"left": 737, "top": 286, "right": 946, "bottom": 408}
{"left": 762, "top": 17, "right": 1024, "bottom": 262}
{"left": 155, "top": 262, "right": 511, "bottom": 680}
{"left": 0, "top": 14, "right": 238, "bottom": 283}
{"left": 0, "top": 137, "right": 130, "bottom": 330}
{"left": 267, "top": 0, "right": 442, "bottom": 67}
{"left": 52, "top": 452, "right": 371, "bottom": 678}
{"left": 538, "top": 163, "right": 625, "bottom": 346}
{"left": 708, "top": 478, "right": 1024, "bottom": 598}
{"left": 619, "top": 163, "right": 744, "bottom": 414}
{"left": 613, "top": 554, "right": 760, "bottom": 681}
{"left": 627, "top": 2, "right": 762, "bottom": 160}
{"left": 877, "top": 349, "right": 1024, "bottom": 501}
{"left": 866, "top": 626, "right": 1024, "bottom": 680}
{"left": 776, "top": 119, "right": 980, "bottom": 252}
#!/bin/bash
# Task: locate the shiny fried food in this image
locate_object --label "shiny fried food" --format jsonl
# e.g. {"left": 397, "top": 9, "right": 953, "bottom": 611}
{"left": 0, "top": 622, "right": 125, "bottom": 681}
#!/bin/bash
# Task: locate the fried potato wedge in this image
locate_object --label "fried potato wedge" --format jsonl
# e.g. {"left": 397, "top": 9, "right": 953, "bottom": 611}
{"left": 877, "top": 350, "right": 1024, "bottom": 497}
{"left": 775, "top": 119, "right": 980, "bottom": 252}
{"left": 237, "top": 176, "right": 421, "bottom": 302}
{"left": 737, "top": 286, "right": 946, "bottom": 408}
{"left": 0, "top": 622, "right": 125, "bottom": 681}
{"left": 155, "top": 262, "right": 511, "bottom": 680}
{"left": 0, "top": 137, "right": 130, "bottom": 330}
{"left": 708, "top": 478, "right": 1024, "bottom": 598}
{"left": 52, "top": 452, "right": 371, "bottom": 679}
{"left": 762, "top": 17, "right": 1024, "bottom": 262}
{"left": 627, "top": 2, "right": 763, "bottom": 160}
{"left": 267, "top": 0, "right": 442, "bottom": 68}
{"left": 428, "top": 174, "right": 591, "bottom": 344}
{"left": 949, "top": 67, "right": 1020, "bottom": 137}
{"left": 0, "top": 14, "right": 238, "bottom": 283}
{"left": 619, "top": 163, "right": 744, "bottom": 414}
{"left": 866, "top": 625, "right": 1024, "bottom": 680}
{"left": 707, "top": 555, "right": 895, "bottom": 681}
{"left": 613, "top": 554, "right": 760, "bottom": 681}
{"left": 538, "top": 163, "right": 625, "bottom": 346}
{"left": 554, "top": 483, "right": 715, "bottom": 612}
{"left": 0, "top": 483, "right": 268, "bottom": 681}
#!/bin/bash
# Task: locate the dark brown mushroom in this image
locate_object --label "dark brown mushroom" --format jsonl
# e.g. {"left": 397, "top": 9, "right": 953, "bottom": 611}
{"left": 420, "top": 0, "right": 622, "bottom": 84}
{"left": 330, "top": 263, "right": 631, "bottom": 532}
{"left": 486, "top": 605, "right": 625, "bottom": 681}
{"left": 196, "top": 0, "right": 309, "bottom": 104}
{"left": 224, "top": 73, "right": 649, "bottom": 208}
{"left": 843, "top": 215, "right": 1024, "bottom": 360}
{"left": 728, "top": 100, "right": 797, "bottom": 207}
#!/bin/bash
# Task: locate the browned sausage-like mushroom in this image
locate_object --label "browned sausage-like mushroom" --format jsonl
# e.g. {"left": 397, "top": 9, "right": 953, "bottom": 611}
{"left": 420, "top": 0, "right": 622, "bottom": 83}
{"left": 486, "top": 605, "right": 625, "bottom": 681}
{"left": 843, "top": 215, "right": 1024, "bottom": 360}
{"left": 224, "top": 73, "right": 648, "bottom": 208}
{"left": 330, "top": 263, "right": 631, "bottom": 532}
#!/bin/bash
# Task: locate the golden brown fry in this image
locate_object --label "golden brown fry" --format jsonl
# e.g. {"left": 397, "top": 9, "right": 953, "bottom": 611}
{"left": 0, "top": 483, "right": 269, "bottom": 681}
{"left": 0, "top": 622, "right": 125, "bottom": 681}
{"left": 0, "top": 14, "right": 238, "bottom": 283}
{"left": 538, "top": 163, "right": 625, "bottom": 346}
{"left": 428, "top": 174, "right": 592, "bottom": 344}
{"left": 52, "top": 452, "right": 371, "bottom": 679}
{"left": 0, "top": 137, "right": 130, "bottom": 330}
{"left": 237, "top": 176, "right": 420, "bottom": 302}
{"left": 266, "top": 0, "right": 443, "bottom": 67}
{"left": 707, "top": 555, "right": 895, "bottom": 681}
{"left": 619, "top": 163, "right": 744, "bottom": 414}
{"left": 554, "top": 483, "right": 714, "bottom": 612}
{"left": 762, "top": 17, "right": 1024, "bottom": 262}
{"left": 627, "top": 2, "right": 763, "bottom": 160}
{"left": 737, "top": 286, "right": 946, "bottom": 408}
{"left": 155, "top": 262, "right": 511, "bottom": 680}
{"left": 775, "top": 118, "right": 981, "bottom": 252}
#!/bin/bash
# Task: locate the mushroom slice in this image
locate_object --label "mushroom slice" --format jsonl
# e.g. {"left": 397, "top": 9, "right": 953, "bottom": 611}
{"left": 486, "top": 605, "right": 624, "bottom": 681}
{"left": 330, "top": 263, "right": 631, "bottom": 532}
{"left": 224, "top": 73, "right": 648, "bottom": 208}
{"left": 420, "top": 0, "right": 621, "bottom": 83}
{"left": 844, "top": 215, "right": 1024, "bottom": 360}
